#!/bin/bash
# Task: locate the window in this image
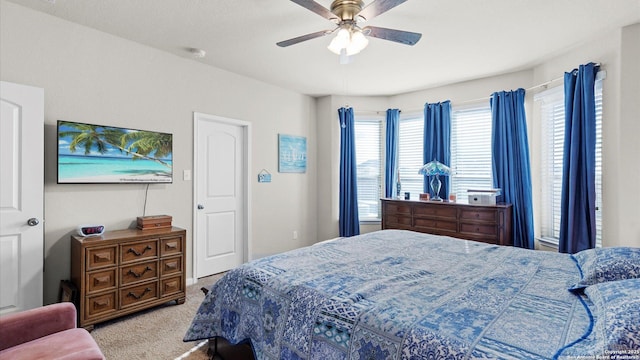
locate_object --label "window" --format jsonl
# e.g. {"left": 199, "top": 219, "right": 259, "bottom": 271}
{"left": 450, "top": 105, "right": 493, "bottom": 203}
{"left": 354, "top": 117, "right": 383, "bottom": 221}
{"left": 398, "top": 114, "right": 423, "bottom": 197}
{"left": 537, "top": 79, "right": 603, "bottom": 247}
{"left": 354, "top": 107, "right": 494, "bottom": 220}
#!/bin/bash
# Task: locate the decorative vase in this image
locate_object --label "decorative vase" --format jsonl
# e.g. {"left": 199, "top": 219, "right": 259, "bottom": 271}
{"left": 430, "top": 175, "right": 442, "bottom": 201}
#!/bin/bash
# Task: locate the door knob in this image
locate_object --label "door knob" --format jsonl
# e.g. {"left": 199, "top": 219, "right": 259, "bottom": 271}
{"left": 197, "top": 204, "right": 204, "bottom": 210}
{"left": 27, "top": 218, "right": 40, "bottom": 226}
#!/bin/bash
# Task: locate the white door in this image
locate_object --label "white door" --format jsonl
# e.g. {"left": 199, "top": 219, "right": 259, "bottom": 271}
{"left": 0, "top": 81, "right": 44, "bottom": 315}
{"left": 194, "top": 113, "right": 249, "bottom": 278}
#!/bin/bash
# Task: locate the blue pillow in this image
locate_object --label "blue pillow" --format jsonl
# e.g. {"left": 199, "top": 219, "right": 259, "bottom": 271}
{"left": 570, "top": 247, "right": 640, "bottom": 291}
{"left": 554, "top": 279, "right": 640, "bottom": 358}
{"left": 585, "top": 279, "right": 640, "bottom": 351}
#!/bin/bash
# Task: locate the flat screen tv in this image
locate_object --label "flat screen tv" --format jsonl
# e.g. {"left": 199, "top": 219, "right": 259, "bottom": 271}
{"left": 57, "top": 120, "right": 173, "bottom": 184}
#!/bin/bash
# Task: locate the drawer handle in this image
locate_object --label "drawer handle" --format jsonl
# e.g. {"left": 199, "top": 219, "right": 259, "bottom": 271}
{"left": 127, "top": 245, "right": 153, "bottom": 256}
{"left": 94, "top": 275, "right": 111, "bottom": 285}
{"left": 165, "top": 261, "right": 178, "bottom": 270}
{"left": 127, "top": 287, "right": 152, "bottom": 300}
{"left": 165, "top": 242, "right": 178, "bottom": 250}
{"left": 93, "top": 252, "right": 112, "bottom": 262}
{"left": 128, "top": 266, "right": 153, "bottom": 278}
{"left": 94, "top": 298, "right": 110, "bottom": 308}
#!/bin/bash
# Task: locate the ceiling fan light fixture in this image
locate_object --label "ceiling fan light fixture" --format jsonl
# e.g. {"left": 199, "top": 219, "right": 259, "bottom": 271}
{"left": 279, "top": 0, "right": 421, "bottom": 56}
{"left": 347, "top": 29, "right": 368, "bottom": 55}
{"left": 328, "top": 28, "right": 351, "bottom": 54}
{"left": 328, "top": 26, "right": 368, "bottom": 56}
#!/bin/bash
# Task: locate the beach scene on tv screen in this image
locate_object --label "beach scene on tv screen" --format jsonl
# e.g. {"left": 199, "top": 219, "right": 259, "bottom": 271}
{"left": 58, "top": 121, "right": 173, "bottom": 183}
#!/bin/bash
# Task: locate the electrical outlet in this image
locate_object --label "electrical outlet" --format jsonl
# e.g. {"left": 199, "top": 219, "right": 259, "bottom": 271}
{"left": 293, "top": 231, "right": 298, "bottom": 240}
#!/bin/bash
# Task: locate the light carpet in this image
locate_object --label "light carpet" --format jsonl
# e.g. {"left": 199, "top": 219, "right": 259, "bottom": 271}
{"left": 90, "top": 274, "right": 223, "bottom": 360}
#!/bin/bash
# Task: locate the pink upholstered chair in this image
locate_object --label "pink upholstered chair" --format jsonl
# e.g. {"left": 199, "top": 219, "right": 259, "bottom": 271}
{"left": 0, "top": 302, "right": 105, "bottom": 360}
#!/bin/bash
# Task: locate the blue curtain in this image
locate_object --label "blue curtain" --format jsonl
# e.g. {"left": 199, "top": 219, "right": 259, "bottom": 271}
{"left": 338, "top": 107, "right": 360, "bottom": 237}
{"left": 491, "top": 88, "right": 534, "bottom": 249}
{"left": 559, "top": 63, "right": 599, "bottom": 254}
{"left": 423, "top": 101, "right": 451, "bottom": 198}
{"left": 384, "top": 109, "right": 400, "bottom": 198}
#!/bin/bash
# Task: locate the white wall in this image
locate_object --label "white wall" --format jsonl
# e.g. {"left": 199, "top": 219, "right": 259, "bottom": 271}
{"left": 1, "top": 1, "right": 318, "bottom": 304}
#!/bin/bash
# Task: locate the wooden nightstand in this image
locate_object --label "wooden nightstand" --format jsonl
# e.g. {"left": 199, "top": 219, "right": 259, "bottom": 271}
{"left": 70, "top": 227, "right": 186, "bottom": 331}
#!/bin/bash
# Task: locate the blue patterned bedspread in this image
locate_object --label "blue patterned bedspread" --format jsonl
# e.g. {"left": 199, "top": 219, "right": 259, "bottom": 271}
{"left": 184, "top": 230, "right": 591, "bottom": 359}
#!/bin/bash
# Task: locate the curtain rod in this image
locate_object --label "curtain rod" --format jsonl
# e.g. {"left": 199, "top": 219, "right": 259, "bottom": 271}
{"left": 353, "top": 63, "right": 602, "bottom": 114}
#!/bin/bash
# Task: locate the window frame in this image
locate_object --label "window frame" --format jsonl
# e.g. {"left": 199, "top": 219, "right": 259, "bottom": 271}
{"left": 353, "top": 114, "right": 385, "bottom": 223}
{"left": 535, "top": 77, "right": 603, "bottom": 248}
{"left": 450, "top": 102, "right": 494, "bottom": 203}
{"left": 397, "top": 112, "right": 424, "bottom": 199}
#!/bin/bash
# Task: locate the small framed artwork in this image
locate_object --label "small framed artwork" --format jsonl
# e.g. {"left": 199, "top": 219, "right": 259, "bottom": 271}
{"left": 59, "top": 280, "right": 77, "bottom": 304}
{"left": 258, "top": 169, "right": 272, "bottom": 183}
{"left": 278, "top": 134, "right": 307, "bottom": 173}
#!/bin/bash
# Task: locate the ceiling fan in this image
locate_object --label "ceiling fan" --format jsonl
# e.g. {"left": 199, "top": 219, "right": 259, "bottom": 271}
{"left": 277, "top": 0, "right": 421, "bottom": 59}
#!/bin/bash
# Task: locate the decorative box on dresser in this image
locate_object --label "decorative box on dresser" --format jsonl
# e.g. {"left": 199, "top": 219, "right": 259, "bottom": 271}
{"left": 70, "top": 226, "right": 186, "bottom": 331}
{"left": 381, "top": 198, "right": 513, "bottom": 246}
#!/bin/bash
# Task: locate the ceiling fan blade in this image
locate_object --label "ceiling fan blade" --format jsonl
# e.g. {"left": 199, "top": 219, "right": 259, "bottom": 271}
{"left": 363, "top": 26, "right": 422, "bottom": 45}
{"left": 357, "top": 0, "right": 409, "bottom": 21}
{"left": 277, "top": 30, "right": 333, "bottom": 47}
{"left": 289, "top": 0, "right": 338, "bottom": 21}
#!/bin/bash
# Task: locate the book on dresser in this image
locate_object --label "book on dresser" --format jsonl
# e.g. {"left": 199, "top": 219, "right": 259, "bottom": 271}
{"left": 381, "top": 198, "right": 513, "bottom": 246}
{"left": 70, "top": 226, "right": 186, "bottom": 331}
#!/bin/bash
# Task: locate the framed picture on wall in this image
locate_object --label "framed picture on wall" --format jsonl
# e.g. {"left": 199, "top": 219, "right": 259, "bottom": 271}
{"left": 278, "top": 134, "right": 307, "bottom": 173}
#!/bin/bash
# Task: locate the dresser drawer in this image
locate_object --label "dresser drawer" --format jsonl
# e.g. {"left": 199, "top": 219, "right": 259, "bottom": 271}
{"left": 160, "top": 236, "right": 182, "bottom": 257}
{"left": 414, "top": 205, "right": 457, "bottom": 219}
{"left": 86, "top": 291, "right": 117, "bottom": 319}
{"left": 460, "top": 223, "right": 497, "bottom": 236}
{"left": 86, "top": 268, "right": 117, "bottom": 294}
{"left": 161, "top": 256, "right": 182, "bottom": 276}
{"left": 383, "top": 202, "right": 412, "bottom": 215}
{"left": 86, "top": 246, "right": 117, "bottom": 271}
{"left": 414, "top": 218, "right": 457, "bottom": 232}
{"left": 380, "top": 199, "right": 512, "bottom": 247}
{"left": 120, "top": 281, "right": 159, "bottom": 309}
{"left": 121, "top": 260, "right": 158, "bottom": 285}
{"left": 384, "top": 214, "right": 412, "bottom": 227}
{"left": 160, "top": 276, "right": 183, "bottom": 297}
{"left": 121, "top": 240, "right": 158, "bottom": 263}
{"left": 459, "top": 209, "right": 497, "bottom": 223}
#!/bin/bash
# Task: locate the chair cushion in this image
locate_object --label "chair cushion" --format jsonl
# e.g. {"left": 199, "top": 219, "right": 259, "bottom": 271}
{"left": 0, "top": 328, "right": 104, "bottom": 360}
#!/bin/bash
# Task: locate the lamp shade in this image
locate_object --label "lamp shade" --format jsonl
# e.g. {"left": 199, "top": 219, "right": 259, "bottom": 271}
{"left": 347, "top": 30, "right": 368, "bottom": 55}
{"left": 328, "top": 26, "right": 369, "bottom": 56}
{"left": 328, "top": 28, "right": 351, "bottom": 54}
{"left": 418, "top": 160, "right": 451, "bottom": 176}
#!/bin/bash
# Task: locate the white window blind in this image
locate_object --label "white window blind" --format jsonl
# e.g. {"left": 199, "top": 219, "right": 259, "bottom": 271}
{"left": 354, "top": 117, "right": 383, "bottom": 221}
{"left": 451, "top": 105, "right": 493, "bottom": 203}
{"left": 398, "top": 115, "right": 424, "bottom": 197}
{"left": 536, "top": 79, "right": 603, "bottom": 247}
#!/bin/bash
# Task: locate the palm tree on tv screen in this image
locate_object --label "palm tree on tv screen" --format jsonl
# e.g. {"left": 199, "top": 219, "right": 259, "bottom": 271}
{"left": 59, "top": 121, "right": 172, "bottom": 168}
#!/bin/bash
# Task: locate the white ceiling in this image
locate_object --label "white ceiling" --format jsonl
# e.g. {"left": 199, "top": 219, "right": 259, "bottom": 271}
{"left": 8, "top": 0, "right": 640, "bottom": 97}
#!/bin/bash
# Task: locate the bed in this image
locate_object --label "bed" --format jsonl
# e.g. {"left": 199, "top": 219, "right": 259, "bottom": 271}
{"left": 184, "top": 229, "right": 640, "bottom": 359}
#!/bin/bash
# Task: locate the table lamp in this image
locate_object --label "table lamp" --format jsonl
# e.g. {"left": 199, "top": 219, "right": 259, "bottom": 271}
{"left": 418, "top": 160, "right": 451, "bottom": 201}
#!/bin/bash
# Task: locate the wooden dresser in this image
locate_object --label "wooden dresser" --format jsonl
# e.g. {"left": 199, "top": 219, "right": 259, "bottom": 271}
{"left": 70, "top": 227, "right": 186, "bottom": 330}
{"left": 381, "top": 198, "right": 513, "bottom": 246}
